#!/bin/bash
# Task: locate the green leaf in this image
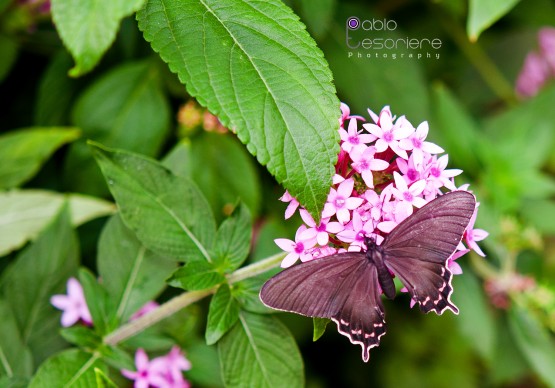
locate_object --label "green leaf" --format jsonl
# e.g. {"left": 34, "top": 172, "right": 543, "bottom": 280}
{"left": 206, "top": 284, "right": 240, "bottom": 345}
{"left": 91, "top": 142, "right": 217, "bottom": 261}
{"left": 98, "top": 345, "right": 134, "bottom": 371}
{"left": 233, "top": 277, "right": 272, "bottom": 314}
{"left": 467, "top": 0, "right": 522, "bottom": 41}
{"left": 452, "top": 269, "right": 495, "bottom": 362}
{"left": 509, "top": 304, "right": 555, "bottom": 387}
{"left": 168, "top": 261, "right": 225, "bottom": 291}
{"left": 219, "top": 312, "right": 304, "bottom": 388}
{"left": 95, "top": 368, "right": 118, "bottom": 388}
{"left": 98, "top": 215, "right": 177, "bottom": 322}
{"left": 51, "top": 0, "right": 147, "bottom": 76}
{"left": 0, "top": 189, "right": 115, "bottom": 257}
{"left": 65, "top": 60, "right": 171, "bottom": 196}
{"left": 59, "top": 326, "right": 102, "bottom": 349}
{"left": 0, "top": 127, "right": 80, "bottom": 189}
{"left": 137, "top": 0, "right": 340, "bottom": 218}
{"left": 164, "top": 133, "right": 261, "bottom": 220}
{"left": 312, "top": 317, "right": 329, "bottom": 342}
{"left": 212, "top": 203, "right": 252, "bottom": 271}
{"left": 0, "top": 300, "right": 33, "bottom": 378}
{"left": 0, "top": 204, "right": 79, "bottom": 366}
{"left": 0, "top": 34, "right": 17, "bottom": 83}
{"left": 34, "top": 52, "right": 80, "bottom": 126}
{"left": 29, "top": 349, "right": 106, "bottom": 388}
{"left": 78, "top": 268, "right": 115, "bottom": 334}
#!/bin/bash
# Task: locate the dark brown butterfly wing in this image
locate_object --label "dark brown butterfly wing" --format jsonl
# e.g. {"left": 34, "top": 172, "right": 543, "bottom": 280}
{"left": 382, "top": 191, "right": 476, "bottom": 314}
{"left": 259, "top": 253, "right": 386, "bottom": 362}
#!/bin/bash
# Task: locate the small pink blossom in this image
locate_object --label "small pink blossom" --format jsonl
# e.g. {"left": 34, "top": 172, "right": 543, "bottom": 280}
{"left": 516, "top": 51, "right": 551, "bottom": 97}
{"left": 396, "top": 154, "right": 423, "bottom": 184}
{"left": 280, "top": 191, "right": 300, "bottom": 219}
{"left": 336, "top": 212, "right": 375, "bottom": 250}
{"left": 363, "top": 113, "right": 413, "bottom": 159}
{"left": 350, "top": 146, "right": 389, "bottom": 188}
{"left": 275, "top": 225, "right": 317, "bottom": 267}
{"left": 121, "top": 349, "right": 169, "bottom": 388}
{"left": 399, "top": 121, "right": 444, "bottom": 167}
{"left": 425, "top": 155, "right": 462, "bottom": 191}
{"left": 50, "top": 278, "right": 92, "bottom": 327}
{"left": 465, "top": 208, "right": 488, "bottom": 257}
{"left": 448, "top": 249, "right": 470, "bottom": 275}
{"left": 150, "top": 346, "right": 192, "bottom": 388}
{"left": 300, "top": 209, "right": 344, "bottom": 246}
{"left": 321, "top": 179, "right": 364, "bottom": 224}
{"left": 390, "top": 172, "right": 427, "bottom": 214}
{"left": 340, "top": 118, "right": 376, "bottom": 154}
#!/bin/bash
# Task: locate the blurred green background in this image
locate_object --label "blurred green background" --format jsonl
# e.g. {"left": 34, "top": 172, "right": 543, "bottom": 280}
{"left": 1, "top": 0, "right": 555, "bottom": 387}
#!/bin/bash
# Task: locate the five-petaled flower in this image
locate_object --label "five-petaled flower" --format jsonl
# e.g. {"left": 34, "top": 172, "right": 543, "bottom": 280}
{"left": 50, "top": 277, "right": 92, "bottom": 327}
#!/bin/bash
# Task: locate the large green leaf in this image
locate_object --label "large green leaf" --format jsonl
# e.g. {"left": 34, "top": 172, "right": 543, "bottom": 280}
{"left": 168, "top": 261, "right": 225, "bottom": 291}
{"left": 219, "top": 312, "right": 304, "bottom": 388}
{"left": 97, "top": 215, "right": 177, "bottom": 322}
{"left": 51, "top": 0, "right": 147, "bottom": 76}
{"left": 0, "top": 190, "right": 115, "bottom": 257}
{"left": 509, "top": 304, "right": 555, "bottom": 387}
{"left": 467, "top": 0, "right": 522, "bottom": 41}
{"left": 0, "top": 127, "right": 80, "bottom": 189}
{"left": 0, "top": 34, "right": 17, "bottom": 83}
{"left": 137, "top": 0, "right": 340, "bottom": 218}
{"left": 0, "top": 205, "right": 79, "bottom": 366}
{"left": 28, "top": 349, "right": 106, "bottom": 388}
{"left": 91, "top": 142, "right": 216, "bottom": 262}
{"left": 0, "top": 300, "right": 33, "bottom": 379}
{"left": 65, "top": 60, "right": 171, "bottom": 196}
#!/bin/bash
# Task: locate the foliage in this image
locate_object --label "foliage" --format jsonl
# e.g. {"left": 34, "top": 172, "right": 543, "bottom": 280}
{"left": 1, "top": 0, "right": 554, "bottom": 387}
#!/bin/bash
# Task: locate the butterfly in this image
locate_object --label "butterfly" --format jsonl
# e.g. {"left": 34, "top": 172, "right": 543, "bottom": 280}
{"left": 259, "top": 190, "right": 476, "bottom": 362}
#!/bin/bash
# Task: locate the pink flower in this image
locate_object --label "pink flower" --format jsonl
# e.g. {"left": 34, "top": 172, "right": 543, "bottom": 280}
{"left": 279, "top": 191, "right": 300, "bottom": 219}
{"left": 340, "top": 102, "right": 365, "bottom": 127}
{"left": 336, "top": 212, "right": 375, "bottom": 250}
{"left": 448, "top": 249, "right": 470, "bottom": 275}
{"left": 340, "top": 118, "right": 376, "bottom": 154}
{"left": 390, "top": 172, "right": 427, "bottom": 215}
{"left": 396, "top": 154, "right": 423, "bottom": 184}
{"left": 425, "top": 155, "right": 462, "bottom": 191}
{"left": 350, "top": 146, "right": 389, "bottom": 188}
{"left": 321, "top": 178, "right": 364, "bottom": 224}
{"left": 121, "top": 349, "right": 169, "bottom": 388}
{"left": 516, "top": 51, "right": 551, "bottom": 97}
{"left": 275, "top": 225, "right": 318, "bottom": 267}
{"left": 363, "top": 113, "right": 413, "bottom": 159}
{"left": 122, "top": 347, "right": 192, "bottom": 388}
{"left": 465, "top": 208, "right": 488, "bottom": 257}
{"left": 299, "top": 209, "right": 344, "bottom": 246}
{"left": 150, "top": 346, "right": 192, "bottom": 388}
{"left": 50, "top": 278, "right": 93, "bottom": 327}
{"left": 398, "top": 121, "right": 444, "bottom": 167}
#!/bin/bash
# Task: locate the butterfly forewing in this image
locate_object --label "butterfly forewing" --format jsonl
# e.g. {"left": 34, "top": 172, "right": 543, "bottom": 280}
{"left": 382, "top": 191, "right": 476, "bottom": 314}
{"left": 260, "top": 253, "right": 387, "bottom": 362}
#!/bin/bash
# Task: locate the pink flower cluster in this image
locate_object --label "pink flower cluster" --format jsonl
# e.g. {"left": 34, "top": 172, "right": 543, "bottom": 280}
{"left": 122, "top": 347, "right": 192, "bottom": 388}
{"left": 50, "top": 279, "right": 192, "bottom": 387}
{"left": 277, "top": 104, "right": 488, "bottom": 279}
{"left": 516, "top": 27, "right": 555, "bottom": 97}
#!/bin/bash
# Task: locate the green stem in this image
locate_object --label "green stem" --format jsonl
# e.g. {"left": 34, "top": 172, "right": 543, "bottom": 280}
{"left": 103, "top": 252, "right": 285, "bottom": 346}
{"left": 469, "top": 252, "right": 498, "bottom": 280}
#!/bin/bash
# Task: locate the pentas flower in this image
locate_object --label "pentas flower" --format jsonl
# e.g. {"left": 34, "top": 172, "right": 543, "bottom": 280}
{"left": 275, "top": 104, "right": 488, "bottom": 304}
{"left": 516, "top": 26, "right": 555, "bottom": 97}
{"left": 122, "top": 347, "right": 191, "bottom": 388}
{"left": 50, "top": 278, "right": 92, "bottom": 327}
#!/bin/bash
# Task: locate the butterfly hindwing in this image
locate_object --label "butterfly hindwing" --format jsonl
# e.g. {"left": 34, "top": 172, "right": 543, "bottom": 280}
{"left": 382, "top": 191, "right": 476, "bottom": 314}
{"left": 260, "top": 253, "right": 387, "bottom": 362}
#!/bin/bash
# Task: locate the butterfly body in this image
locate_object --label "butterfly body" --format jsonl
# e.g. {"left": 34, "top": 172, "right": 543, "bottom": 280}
{"left": 260, "top": 191, "right": 476, "bottom": 362}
